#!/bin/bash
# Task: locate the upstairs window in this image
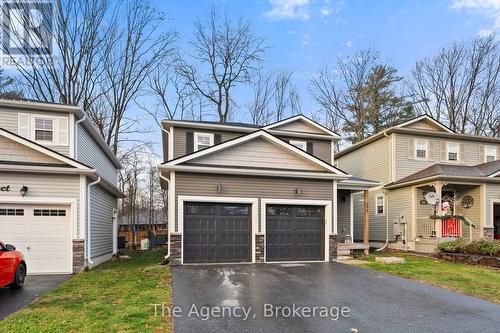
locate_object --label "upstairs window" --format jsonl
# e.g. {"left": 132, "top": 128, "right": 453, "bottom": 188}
{"left": 485, "top": 146, "right": 497, "bottom": 162}
{"left": 194, "top": 132, "right": 214, "bottom": 152}
{"left": 415, "top": 140, "right": 428, "bottom": 159}
{"left": 289, "top": 140, "right": 307, "bottom": 151}
{"left": 375, "top": 194, "right": 385, "bottom": 215}
{"left": 34, "top": 118, "right": 54, "bottom": 142}
{"left": 447, "top": 142, "right": 458, "bottom": 161}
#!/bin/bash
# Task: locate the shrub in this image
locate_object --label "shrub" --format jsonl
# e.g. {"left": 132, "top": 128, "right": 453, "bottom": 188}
{"left": 438, "top": 239, "right": 500, "bottom": 257}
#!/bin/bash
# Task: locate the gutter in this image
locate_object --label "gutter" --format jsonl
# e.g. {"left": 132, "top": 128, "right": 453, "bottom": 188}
{"left": 158, "top": 169, "right": 171, "bottom": 260}
{"left": 87, "top": 176, "right": 101, "bottom": 265}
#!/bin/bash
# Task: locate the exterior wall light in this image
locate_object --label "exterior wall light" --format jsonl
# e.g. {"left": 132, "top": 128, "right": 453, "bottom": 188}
{"left": 216, "top": 184, "right": 223, "bottom": 193}
{"left": 295, "top": 187, "right": 301, "bottom": 195}
{"left": 20, "top": 185, "right": 29, "bottom": 197}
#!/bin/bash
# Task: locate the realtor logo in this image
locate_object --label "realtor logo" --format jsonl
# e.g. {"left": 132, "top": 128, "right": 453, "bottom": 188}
{"left": 1, "top": 0, "right": 54, "bottom": 66}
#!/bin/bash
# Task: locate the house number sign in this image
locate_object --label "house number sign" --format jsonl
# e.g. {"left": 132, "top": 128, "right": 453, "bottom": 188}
{"left": 0, "top": 185, "right": 11, "bottom": 192}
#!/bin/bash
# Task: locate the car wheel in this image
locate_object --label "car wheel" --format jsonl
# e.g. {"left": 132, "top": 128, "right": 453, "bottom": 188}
{"left": 10, "top": 263, "right": 26, "bottom": 289}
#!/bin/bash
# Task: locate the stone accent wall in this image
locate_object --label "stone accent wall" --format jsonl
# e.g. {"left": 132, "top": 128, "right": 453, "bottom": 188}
{"left": 169, "top": 234, "right": 182, "bottom": 265}
{"left": 255, "top": 234, "right": 264, "bottom": 263}
{"left": 72, "top": 239, "right": 85, "bottom": 273}
{"left": 483, "top": 228, "right": 494, "bottom": 240}
{"left": 329, "top": 235, "right": 340, "bottom": 261}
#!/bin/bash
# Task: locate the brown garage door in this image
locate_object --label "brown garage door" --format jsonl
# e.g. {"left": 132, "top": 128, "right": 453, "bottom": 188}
{"left": 183, "top": 202, "right": 251, "bottom": 263}
{"left": 266, "top": 205, "right": 324, "bottom": 262}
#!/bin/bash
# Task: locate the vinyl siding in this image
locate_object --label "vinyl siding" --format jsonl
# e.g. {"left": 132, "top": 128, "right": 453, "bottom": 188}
{"left": 77, "top": 124, "right": 117, "bottom": 185}
{"left": 388, "top": 187, "right": 414, "bottom": 241}
{"left": 0, "top": 135, "right": 62, "bottom": 164}
{"left": 173, "top": 127, "right": 242, "bottom": 159}
{"left": 175, "top": 172, "right": 334, "bottom": 233}
{"left": 403, "top": 120, "right": 448, "bottom": 132}
{"left": 336, "top": 136, "right": 391, "bottom": 184}
{"left": 353, "top": 190, "right": 390, "bottom": 242}
{"left": 454, "top": 185, "right": 481, "bottom": 238}
{"left": 273, "top": 120, "right": 325, "bottom": 134}
{"left": 0, "top": 108, "right": 70, "bottom": 156}
{"left": 279, "top": 136, "right": 331, "bottom": 163}
{"left": 190, "top": 137, "right": 324, "bottom": 171}
{"left": 89, "top": 183, "right": 116, "bottom": 258}
{"left": 485, "top": 183, "right": 500, "bottom": 228}
{"left": 337, "top": 190, "right": 351, "bottom": 237}
{"left": 0, "top": 172, "right": 81, "bottom": 236}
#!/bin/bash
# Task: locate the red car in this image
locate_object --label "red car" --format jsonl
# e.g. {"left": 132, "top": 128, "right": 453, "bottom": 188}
{"left": 0, "top": 241, "right": 27, "bottom": 289}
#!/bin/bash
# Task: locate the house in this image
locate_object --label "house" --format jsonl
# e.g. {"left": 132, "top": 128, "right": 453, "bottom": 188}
{"left": 0, "top": 98, "right": 123, "bottom": 274}
{"left": 335, "top": 115, "right": 500, "bottom": 253}
{"left": 118, "top": 208, "right": 167, "bottom": 246}
{"left": 158, "top": 115, "right": 378, "bottom": 264}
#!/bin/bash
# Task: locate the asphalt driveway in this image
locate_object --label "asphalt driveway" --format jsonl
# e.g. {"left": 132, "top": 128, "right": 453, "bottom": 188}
{"left": 172, "top": 262, "right": 500, "bottom": 333}
{"left": 0, "top": 275, "right": 71, "bottom": 320}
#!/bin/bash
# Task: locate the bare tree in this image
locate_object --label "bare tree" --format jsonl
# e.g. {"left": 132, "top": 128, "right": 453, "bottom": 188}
{"left": 0, "top": 69, "right": 23, "bottom": 99}
{"left": 247, "top": 71, "right": 274, "bottom": 125}
{"left": 406, "top": 36, "right": 500, "bottom": 136}
{"left": 177, "top": 8, "right": 267, "bottom": 122}
{"left": 274, "top": 68, "right": 301, "bottom": 121}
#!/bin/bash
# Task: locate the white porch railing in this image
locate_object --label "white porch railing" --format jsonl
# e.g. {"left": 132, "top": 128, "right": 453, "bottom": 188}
{"left": 416, "top": 218, "right": 436, "bottom": 238}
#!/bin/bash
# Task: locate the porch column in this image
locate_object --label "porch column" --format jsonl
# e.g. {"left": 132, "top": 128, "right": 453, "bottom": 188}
{"left": 363, "top": 190, "right": 369, "bottom": 254}
{"left": 434, "top": 181, "right": 442, "bottom": 238}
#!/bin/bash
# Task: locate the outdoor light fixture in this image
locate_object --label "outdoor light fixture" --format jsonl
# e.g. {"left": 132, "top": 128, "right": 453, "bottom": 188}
{"left": 295, "top": 187, "right": 301, "bottom": 195}
{"left": 216, "top": 184, "right": 223, "bottom": 193}
{"left": 20, "top": 185, "right": 28, "bottom": 197}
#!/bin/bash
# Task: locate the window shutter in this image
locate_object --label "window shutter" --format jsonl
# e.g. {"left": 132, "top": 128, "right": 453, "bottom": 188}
{"left": 408, "top": 138, "right": 415, "bottom": 160}
{"left": 18, "top": 113, "right": 30, "bottom": 138}
{"left": 458, "top": 143, "right": 465, "bottom": 163}
{"left": 186, "top": 131, "right": 194, "bottom": 154}
{"left": 440, "top": 142, "right": 447, "bottom": 162}
{"left": 306, "top": 141, "right": 313, "bottom": 154}
{"left": 214, "top": 133, "right": 222, "bottom": 145}
{"left": 57, "top": 117, "right": 69, "bottom": 145}
{"left": 478, "top": 145, "right": 484, "bottom": 163}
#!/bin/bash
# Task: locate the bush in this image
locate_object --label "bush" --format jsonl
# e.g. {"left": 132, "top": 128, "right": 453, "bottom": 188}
{"left": 438, "top": 239, "right": 500, "bottom": 257}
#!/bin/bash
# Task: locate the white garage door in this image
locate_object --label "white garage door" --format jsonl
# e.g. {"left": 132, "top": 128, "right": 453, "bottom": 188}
{"left": 0, "top": 204, "right": 72, "bottom": 274}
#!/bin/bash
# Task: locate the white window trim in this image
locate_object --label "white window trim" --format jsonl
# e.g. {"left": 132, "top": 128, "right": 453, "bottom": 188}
{"left": 415, "top": 140, "right": 428, "bottom": 160}
{"left": 193, "top": 132, "right": 214, "bottom": 152}
{"left": 32, "top": 116, "right": 56, "bottom": 144}
{"left": 485, "top": 145, "right": 497, "bottom": 162}
{"left": 289, "top": 139, "right": 307, "bottom": 151}
{"left": 446, "top": 142, "right": 459, "bottom": 162}
{"left": 375, "top": 194, "right": 385, "bottom": 216}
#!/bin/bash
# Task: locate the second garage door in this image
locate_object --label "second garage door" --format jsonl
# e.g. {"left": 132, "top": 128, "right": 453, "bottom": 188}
{"left": 266, "top": 205, "right": 325, "bottom": 262}
{"left": 183, "top": 202, "right": 252, "bottom": 263}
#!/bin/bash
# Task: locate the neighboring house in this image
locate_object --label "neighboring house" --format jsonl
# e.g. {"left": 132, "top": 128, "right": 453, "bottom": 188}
{"left": 335, "top": 115, "right": 500, "bottom": 253}
{"left": 118, "top": 209, "right": 167, "bottom": 245}
{"left": 0, "top": 98, "right": 123, "bottom": 274}
{"left": 159, "top": 115, "right": 378, "bottom": 265}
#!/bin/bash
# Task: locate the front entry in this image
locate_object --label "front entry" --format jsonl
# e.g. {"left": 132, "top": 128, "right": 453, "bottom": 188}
{"left": 494, "top": 203, "right": 500, "bottom": 240}
{"left": 266, "top": 205, "right": 325, "bottom": 262}
{"left": 183, "top": 202, "right": 252, "bottom": 263}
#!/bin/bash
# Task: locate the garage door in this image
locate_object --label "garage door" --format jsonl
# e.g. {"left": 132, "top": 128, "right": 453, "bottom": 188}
{"left": 266, "top": 205, "right": 325, "bottom": 262}
{"left": 183, "top": 202, "right": 251, "bottom": 263}
{"left": 0, "top": 204, "right": 72, "bottom": 274}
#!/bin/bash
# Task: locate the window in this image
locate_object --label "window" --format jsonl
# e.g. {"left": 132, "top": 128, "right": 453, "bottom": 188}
{"left": 0, "top": 208, "right": 24, "bottom": 216}
{"left": 447, "top": 143, "right": 458, "bottom": 161}
{"left": 485, "top": 146, "right": 497, "bottom": 162}
{"left": 33, "top": 209, "right": 66, "bottom": 217}
{"left": 375, "top": 195, "right": 385, "bottom": 215}
{"left": 34, "top": 118, "right": 54, "bottom": 142}
{"left": 194, "top": 132, "right": 214, "bottom": 152}
{"left": 289, "top": 140, "right": 307, "bottom": 151}
{"left": 415, "top": 140, "right": 428, "bottom": 159}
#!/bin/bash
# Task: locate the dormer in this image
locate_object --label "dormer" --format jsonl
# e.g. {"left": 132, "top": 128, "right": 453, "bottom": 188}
{"left": 394, "top": 115, "right": 455, "bottom": 133}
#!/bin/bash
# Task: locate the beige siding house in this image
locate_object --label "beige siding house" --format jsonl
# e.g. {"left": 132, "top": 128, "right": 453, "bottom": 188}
{"left": 159, "top": 115, "right": 378, "bottom": 265}
{"left": 0, "top": 99, "right": 122, "bottom": 274}
{"left": 336, "top": 115, "right": 500, "bottom": 253}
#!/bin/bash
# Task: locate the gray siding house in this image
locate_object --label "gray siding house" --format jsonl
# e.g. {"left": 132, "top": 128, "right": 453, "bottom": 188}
{"left": 336, "top": 115, "right": 500, "bottom": 253}
{"left": 0, "top": 99, "right": 122, "bottom": 274}
{"left": 159, "top": 115, "right": 377, "bottom": 265}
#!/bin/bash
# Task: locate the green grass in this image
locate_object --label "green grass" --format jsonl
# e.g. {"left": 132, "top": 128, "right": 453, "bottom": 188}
{"left": 360, "top": 252, "right": 500, "bottom": 304}
{"left": 0, "top": 249, "right": 172, "bottom": 333}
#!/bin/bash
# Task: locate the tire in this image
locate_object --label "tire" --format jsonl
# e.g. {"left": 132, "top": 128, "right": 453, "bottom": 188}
{"left": 10, "top": 263, "right": 26, "bottom": 289}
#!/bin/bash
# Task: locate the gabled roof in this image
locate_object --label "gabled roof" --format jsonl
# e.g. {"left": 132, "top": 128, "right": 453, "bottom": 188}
{"left": 393, "top": 115, "right": 455, "bottom": 133}
{"left": 0, "top": 127, "right": 94, "bottom": 170}
{"left": 263, "top": 115, "right": 341, "bottom": 138}
{"left": 161, "top": 130, "right": 347, "bottom": 178}
{"left": 385, "top": 160, "right": 500, "bottom": 189}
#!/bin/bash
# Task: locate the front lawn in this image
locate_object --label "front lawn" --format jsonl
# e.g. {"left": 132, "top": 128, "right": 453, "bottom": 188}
{"left": 360, "top": 252, "right": 500, "bottom": 304}
{"left": 0, "top": 249, "right": 172, "bottom": 333}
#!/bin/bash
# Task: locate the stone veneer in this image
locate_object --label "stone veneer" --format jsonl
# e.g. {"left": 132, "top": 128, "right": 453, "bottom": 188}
{"left": 72, "top": 239, "right": 85, "bottom": 273}
{"left": 329, "top": 234, "right": 343, "bottom": 261}
{"left": 483, "top": 228, "right": 494, "bottom": 240}
{"left": 169, "top": 234, "right": 182, "bottom": 265}
{"left": 255, "top": 234, "right": 264, "bottom": 262}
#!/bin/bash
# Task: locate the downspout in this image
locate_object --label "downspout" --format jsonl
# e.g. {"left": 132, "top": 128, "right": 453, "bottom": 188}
{"left": 87, "top": 176, "right": 101, "bottom": 265}
{"left": 158, "top": 169, "right": 171, "bottom": 259}
{"left": 75, "top": 115, "right": 86, "bottom": 159}
{"left": 376, "top": 131, "right": 391, "bottom": 252}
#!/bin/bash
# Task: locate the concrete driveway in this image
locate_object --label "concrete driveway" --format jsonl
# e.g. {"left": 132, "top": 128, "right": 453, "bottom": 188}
{"left": 0, "top": 275, "right": 71, "bottom": 320}
{"left": 172, "top": 262, "right": 500, "bottom": 333}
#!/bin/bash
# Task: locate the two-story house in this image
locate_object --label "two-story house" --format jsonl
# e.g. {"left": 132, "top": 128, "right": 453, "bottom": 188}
{"left": 336, "top": 115, "right": 500, "bottom": 253}
{"left": 159, "top": 115, "right": 378, "bottom": 265}
{"left": 0, "top": 98, "right": 123, "bottom": 274}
